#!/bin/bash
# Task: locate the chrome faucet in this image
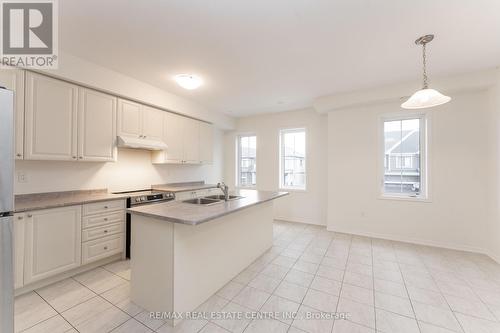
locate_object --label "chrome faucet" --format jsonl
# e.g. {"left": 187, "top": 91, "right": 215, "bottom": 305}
{"left": 217, "top": 182, "right": 229, "bottom": 201}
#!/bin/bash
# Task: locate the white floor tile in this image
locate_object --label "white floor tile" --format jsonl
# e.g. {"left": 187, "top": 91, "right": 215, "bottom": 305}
{"left": 455, "top": 312, "right": 500, "bottom": 333}
{"left": 373, "top": 279, "right": 408, "bottom": 298}
{"left": 110, "top": 318, "right": 152, "bottom": 333}
{"left": 73, "top": 267, "right": 127, "bottom": 294}
{"left": 291, "top": 305, "right": 334, "bottom": 333}
{"left": 248, "top": 273, "right": 281, "bottom": 293}
{"left": 310, "top": 276, "right": 342, "bottom": 296}
{"left": 340, "top": 284, "right": 373, "bottom": 306}
{"left": 14, "top": 292, "right": 57, "bottom": 332}
{"left": 101, "top": 282, "right": 143, "bottom": 316}
{"left": 316, "top": 265, "right": 344, "bottom": 282}
{"left": 302, "top": 289, "right": 338, "bottom": 313}
{"left": 216, "top": 281, "right": 245, "bottom": 300}
{"left": 260, "top": 264, "right": 290, "bottom": 280}
{"left": 375, "top": 308, "right": 420, "bottom": 333}
{"left": 62, "top": 296, "right": 130, "bottom": 333}
{"left": 412, "top": 301, "right": 462, "bottom": 332}
{"left": 198, "top": 323, "right": 230, "bottom": 333}
{"left": 444, "top": 293, "right": 496, "bottom": 321}
{"left": 244, "top": 318, "right": 289, "bottom": 333}
{"left": 20, "top": 315, "right": 73, "bottom": 333}
{"left": 332, "top": 319, "right": 375, "bottom": 333}
{"left": 337, "top": 297, "right": 375, "bottom": 329}
{"left": 260, "top": 295, "right": 300, "bottom": 324}
{"left": 134, "top": 310, "right": 167, "bottom": 331}
{"left": 36, "top": 278, "right": 96, "bottom": 312}
{"left": 232, "top": 286, "right": 271, "bottom": 310}
{"left": 274, "top": 281, "right": 308, "bottom": 303}
{"left": 284, "top": 269, "right": 315, "bottom": 288}
{"left": 103, "top": 260, "right": 131, "bottom": 281}
{"left": 375, "top": 291, "right": 414, "bottom": 318}
{"left": 211, "top": 302, "right": 252, "bottom": 333}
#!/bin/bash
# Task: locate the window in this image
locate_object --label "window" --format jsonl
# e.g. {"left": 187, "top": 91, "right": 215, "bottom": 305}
{"left": 382, "top": 116, "right": 427, "bottom": 198}
{"left": 280, "top": 128, "right": 306, "bottom": 190}
{"left": 237, "top": 135, "right": 257, "bottom": 187}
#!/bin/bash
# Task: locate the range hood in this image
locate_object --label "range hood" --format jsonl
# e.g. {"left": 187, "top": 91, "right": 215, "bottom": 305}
{"left": 117, "top": 136, "right": 168, "bottom": 151}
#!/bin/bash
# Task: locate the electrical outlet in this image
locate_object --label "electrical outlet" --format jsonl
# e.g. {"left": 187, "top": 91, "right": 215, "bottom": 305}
{"left": 17, "top": 171, "right": 27, "bottom": 183}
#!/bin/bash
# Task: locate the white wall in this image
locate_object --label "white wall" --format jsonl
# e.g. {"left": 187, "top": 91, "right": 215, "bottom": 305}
{"left": 224, "top": 109, "right": 328, "bottom": 225}
{"left": 15, "top": 130, "right": 224, "bottom": 194}
{"left": 327, "top": 90, "right": 493, "bottom": 253}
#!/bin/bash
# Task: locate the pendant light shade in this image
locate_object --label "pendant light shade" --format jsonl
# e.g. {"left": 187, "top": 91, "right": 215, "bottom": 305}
{"left": 401, "top": 88, "right": 451, "bottom": 109}
{"left": 401, "top": 35, "right": 451, "bottom": 109}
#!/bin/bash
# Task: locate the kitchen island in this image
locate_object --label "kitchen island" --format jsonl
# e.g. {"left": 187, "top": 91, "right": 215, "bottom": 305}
{"left": 127, "top": 189, "right": 287, "bottom": 326}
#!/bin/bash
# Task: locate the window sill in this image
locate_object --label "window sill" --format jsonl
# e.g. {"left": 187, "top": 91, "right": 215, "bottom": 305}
{"left": 236, "top": 186, "right": 257, "bottom": 190}
{"left": 279, "top": 187, "right": 307, "bottom": 193}
{"left": 378, "top": 195, "right": 431, "bottom": 203}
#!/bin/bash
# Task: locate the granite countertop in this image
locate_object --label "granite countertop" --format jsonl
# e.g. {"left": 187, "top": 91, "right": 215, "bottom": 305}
{"left": 151, "top": 181, "right": 218, "bottom": 193}
{"left": 127, "top": 189, "right": 288, "bottom": 225}
{"left": 15, "top": 189, "right": 129, "bottom": 213}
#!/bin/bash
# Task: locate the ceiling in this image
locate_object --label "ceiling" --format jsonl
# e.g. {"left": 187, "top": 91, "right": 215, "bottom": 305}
{"left": 60, "top": 0, "right": 500, "bottom": 117}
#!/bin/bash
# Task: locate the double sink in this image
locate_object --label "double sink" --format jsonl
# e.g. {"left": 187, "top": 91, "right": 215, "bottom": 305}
{"left": 183, "top": 194, "right": 243, "bottom": 206}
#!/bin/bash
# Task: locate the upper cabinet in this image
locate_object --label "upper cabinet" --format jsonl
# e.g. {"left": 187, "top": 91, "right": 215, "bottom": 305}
{"left": 199, "top": 121, "right": 214, "bottom": 164}
{"left": 78, "top": 88, "right": 117, "bottom": 162}
{"left": 0, "top": 68, "right": 25, "bottom": 159}
{"left": 25, "top": 72, "right": 117, "bottom": 162}
{"left": 152, "top": 113, "right": 214, "bottom": 164}
{"left": 117, "top": 99, "right": 164, "bottom": 141}
{"left": 25, "top": 72, "right": 78, "bottom": 161}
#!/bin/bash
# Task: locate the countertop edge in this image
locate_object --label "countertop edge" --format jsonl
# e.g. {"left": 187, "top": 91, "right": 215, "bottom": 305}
{"left": 14, "top": 195, "right": 129, "bottom": 213}
{"left": 127, "top": 192, "right": 288, "bottom": 225}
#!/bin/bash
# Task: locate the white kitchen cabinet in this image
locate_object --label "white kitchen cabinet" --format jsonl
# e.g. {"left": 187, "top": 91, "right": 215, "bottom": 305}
{"left": 182, "top": 117, "right": 200, "bottom": 163}
{"left": 199, "top": 121, "right": 214, "bottom": 164}
{"left": 117, "top": 98, "right": 165, "bottom": 141}
{"left": 14, "top": 213, "right": 25, "bottom": 289}
{"left": 152, "top": 112, "right": 184, "bottom": 163}
{"left": 117, "top": 99, "right": 142, "bottom": 138}
{"left": 142, "top": 105, "right": 164, "bottom": 141}
{"left": 0, "top": 68, "right": 25, "bottom": 159}
{"left": 25, "top": 72, "right": 79, "bottom": 161}
{"left": 78, "top": 88, "right": 117, "bottom": 162}
{"left": 24, "top": 206, "right": 82, "bottom": 284}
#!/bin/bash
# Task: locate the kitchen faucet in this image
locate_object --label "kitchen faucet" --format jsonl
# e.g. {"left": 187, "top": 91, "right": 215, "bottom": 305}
{"left": 217, "top": 182, "right": 229, "bottom": 201}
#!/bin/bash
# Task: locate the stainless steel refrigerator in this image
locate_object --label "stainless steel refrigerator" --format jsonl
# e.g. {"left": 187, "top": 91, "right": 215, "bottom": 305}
{"left": 0, "top": 87, "right": 15, "bottom": 333}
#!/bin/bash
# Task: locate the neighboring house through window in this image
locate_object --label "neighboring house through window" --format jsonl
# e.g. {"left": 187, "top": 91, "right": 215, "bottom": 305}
{"left": 280, "top": 128, "right": 306, "bottom": 190}
{"left": 237, "top": 134, "right": 257, "bottom": 187}
{"left": 382, "top": 116, "right": 427, "bottom": 198}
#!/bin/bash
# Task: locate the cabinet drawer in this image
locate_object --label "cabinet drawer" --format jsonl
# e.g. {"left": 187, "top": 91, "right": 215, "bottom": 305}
{"left": 83, "top": 200, "right": 125, "bottom": 216}
{"left": 82, "top": 222, "right": 124, "bottom": 242}
{"left": 82, "top": 233, "right": 124, "bottom": 264}
{"left": 82, "top": 211, "right": 124, "bottom": 229}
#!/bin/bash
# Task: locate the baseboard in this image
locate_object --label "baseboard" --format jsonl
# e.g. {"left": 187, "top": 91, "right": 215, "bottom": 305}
{"left": 327, "top": 226, "right": 500, "bottom": 264}
{"left": 274, "top": 215, "right": 326, "bottom": 226}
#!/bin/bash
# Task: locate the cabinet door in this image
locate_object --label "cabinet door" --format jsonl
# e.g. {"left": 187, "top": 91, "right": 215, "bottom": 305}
{"left": 14, "top": 213, "right": 25, "bottom": 289}
{"left": 24, "top": 206, "right": 82, "bottom": 284}
{"left": 78, "top": 88, "right": 117, "bottom": 162}
{"left": 142, "top": 106, "right": 164, "bottom": 141}
{"left": 0, "top": 68, "right": 25, "bottom": 159}
{"left": 117, "top": 99, "right": 142, "bottom": 138}
{"left": 25, "top": 73, "right": 78, "bottom": 161}
{"left": 182, "top": 117, "right": 200, "bottom": 163}
{"left": 199, "top": 122, "right": 214, "bottom": 164}
{"left": 152, "top": 112, "right": 184, "bottom": 163}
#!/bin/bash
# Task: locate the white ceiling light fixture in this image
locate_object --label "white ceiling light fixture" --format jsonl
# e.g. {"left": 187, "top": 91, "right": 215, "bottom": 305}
{"left": 401, "top": 34, "right": 451, "bottom": 109}
{"left": 174, "top": 74, "right": 203, "bottom": 90}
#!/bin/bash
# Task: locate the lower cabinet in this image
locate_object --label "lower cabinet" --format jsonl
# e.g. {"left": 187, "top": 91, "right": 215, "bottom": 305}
{"left": 24, "top": 206, "right": 82, "bottom": 284}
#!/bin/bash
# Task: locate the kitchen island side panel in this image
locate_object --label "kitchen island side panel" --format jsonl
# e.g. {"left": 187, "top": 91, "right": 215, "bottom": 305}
{"left": 172, "top": 201, "right": 273, "bottom": 316}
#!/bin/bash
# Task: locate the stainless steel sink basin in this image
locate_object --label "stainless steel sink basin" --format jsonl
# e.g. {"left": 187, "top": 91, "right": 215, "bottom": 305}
{"left": 204, "top": 195, "right": 244, "bottom": 201}
{"left": 182, "top": 198, "right": 222, "bottom": 206}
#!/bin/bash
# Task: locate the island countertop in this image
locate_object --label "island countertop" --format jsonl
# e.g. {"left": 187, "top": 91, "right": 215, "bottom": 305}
{"left": 127, "top": 189, "right": 288, "bottom": 225}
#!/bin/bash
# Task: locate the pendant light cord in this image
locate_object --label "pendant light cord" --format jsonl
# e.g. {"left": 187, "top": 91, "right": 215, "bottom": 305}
{"left": 422, "top": 43, "right": 428, "bottom": 89}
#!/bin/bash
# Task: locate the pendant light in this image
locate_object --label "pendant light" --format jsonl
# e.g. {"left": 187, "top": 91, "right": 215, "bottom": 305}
{"left": 401, "top": 34, "right": 451, "bottom": 109}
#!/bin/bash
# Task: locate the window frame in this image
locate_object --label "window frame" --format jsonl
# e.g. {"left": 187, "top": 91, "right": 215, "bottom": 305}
{"left": 378, "top": 112, "right": 430, "bottom": 202}
{"left": 236, "top": 133, "right": 257, "bottom": 189}
{"left": 279, "top": 127, "right": 307, "bottom": 191}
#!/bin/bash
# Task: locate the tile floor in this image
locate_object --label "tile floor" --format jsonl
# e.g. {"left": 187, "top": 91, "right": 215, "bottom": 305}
{"left": 15, "top": 221, "right": 500, "bottom": 333}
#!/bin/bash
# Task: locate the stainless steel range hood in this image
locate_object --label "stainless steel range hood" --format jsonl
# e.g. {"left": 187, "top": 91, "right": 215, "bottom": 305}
{"left": 117, "top": 136, "right": 168, "bottom": 151}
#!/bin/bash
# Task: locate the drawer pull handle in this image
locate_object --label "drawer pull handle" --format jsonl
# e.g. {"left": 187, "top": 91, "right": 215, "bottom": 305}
{"left": 104, "top": 206, "right": 109, "bottom": 209}
{"left": 104, "top": 246, "right": 108, "bottom": 250}
{"left": 104, "top": 218, "right": 108, "bottom": 221}
{"left": 27, "top": 214, "right": 33, "bottom": 218}
{"left": 104, "top": 230, "right": 108, "bottom": 233}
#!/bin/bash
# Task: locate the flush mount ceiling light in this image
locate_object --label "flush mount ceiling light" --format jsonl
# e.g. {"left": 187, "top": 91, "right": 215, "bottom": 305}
{"left": 401, "top": 34, "right": 451, "bottom": 109}
{"left": 174, "top": 74, "right": 203, "bottom": 90}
